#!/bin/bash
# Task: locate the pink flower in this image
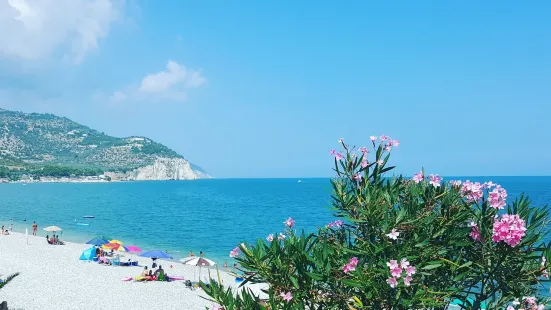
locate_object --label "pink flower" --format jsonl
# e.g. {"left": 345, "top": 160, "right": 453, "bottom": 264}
{"left": 390, "top": 267, "right": 402, "bottom": 278}
{"left": 266, "top": 234, "right": 274, "bottom": 242}
{"left": 380, "top": 135, "right": 389, "bottom": 141}
{"left": 370, "top": 136, "right": 377, "bottom": 142}
{"left": 485, "top": 181, "right": 496, "bottom": 188}
{"left": 386, "top": 277, "right": 398, "bottom": 288}
{"left": 406, "top": 266, "right": 416, "bottom": 276}
{"left": 488, "top": 185, "right": 507, "bottom": 209}
{"left": 390, "top": 139, "right": 400, "bottom": 147}
{"left": 359, "top": 147, "right": 369, "bottom": 154}
{"left": 343, "top": 257, "right": 359, "bottom": 274}
{"left": 353, "top": 173, "right": 362, "bottom": 181}
{"left": 429, "top": 174, "right": 442, "bottom": 187}
{"left": 342, "top": 264, "right": 354, "bottom": 274}
{"left": 523, "top": 297, "right": 536, "bottom": 305}
{"left": 284, "top": 217, "right": 295, "bottom": 228}
{"left": 542, "top": 256, "right": 547, "bottom": 266}
{"left": 386, "top": 228, "right": 399, "bottom": 240}
{"left": 328, "top": 220, "right": 344, "bottom": 228}
{"left": 506, "top": 306, "right": 514, "bottom": 310}
{"left": 403, "top": 275, "right": 412, "bottom": 287}
{"left": 384, "top": 145, "right": 392, "bottom": 152}
{"left": 492, "top": 214, "right": 527, "bottom": 247}
{"left": 361, "top": 160, "right": 368, "bottom": 168}
{"left": 377, "top": 159, "right": 384, "bottom": 165}
{"left": 412, "top": 172, "right": 424, "bottom": 183}
{"left": 329, "top": 149, "right": 336, "bottom": 155}
{"left": 470, "top": 225, "right": 481, "bottom": 241}
{"left": 460, "top": 181, "right": 484, "bottom": 202}
{"left": 335, "top": 153, "right": 344, "bottom": 161}
{"left": 542, "top": 270, "right": 549, "bottom": 279}
{"left": 450, "top": 180, "right": 462, "bottom": 186}
{"left": 280, "top": 292, "right": 293, "bottom": 302}
{"left": 210, "top": 305, "right": 223, "bottom": 310}
{"left": 278, "top": 233, "right": 286, "bottom": 241}
{"left": 386, "top": 260, "right": 399, "bottom": 270}
{"left": 229, "top": 247, "right": 239, "bottom": 258}
{"left": 400, "top": 258, "right": 410, "bottom": 269}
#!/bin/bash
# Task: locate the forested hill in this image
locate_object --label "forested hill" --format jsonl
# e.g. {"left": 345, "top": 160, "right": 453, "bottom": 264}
{"left": 0, "top": 109, "right": 207, "bottom": 179}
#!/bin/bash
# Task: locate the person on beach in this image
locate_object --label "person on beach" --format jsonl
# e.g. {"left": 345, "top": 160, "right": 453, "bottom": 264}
{"left": 95, "top": 246, "right": 100, "bottom": 258}
{"left": 32, "top": 221, "right": 37, "bottom": 236}
{"left": 189, "top": 250, "right": 195, "bottom": 257}
{"left": 223, "top": 261, "right": 228, "bottom": 268}
{"left": 9, "top": 224, "right": 12, "bottom": 231}
{"left": 200, "top": 251, "right": 204, "bottom": 257}
{"left": 1, "top": 225, "right": 4, "bottom": 233}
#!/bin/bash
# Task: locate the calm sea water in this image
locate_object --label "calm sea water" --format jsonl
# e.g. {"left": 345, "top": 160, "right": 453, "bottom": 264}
{"left": 1, "top": 177, "right": 550, "bottom": 264}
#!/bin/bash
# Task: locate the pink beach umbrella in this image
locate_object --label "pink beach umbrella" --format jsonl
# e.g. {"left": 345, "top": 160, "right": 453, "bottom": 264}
{"left": 125, "top": 245, "right": 141, "bottom": 263}
{"left": 126, "top": 246, "right": 142, "bottom": 253}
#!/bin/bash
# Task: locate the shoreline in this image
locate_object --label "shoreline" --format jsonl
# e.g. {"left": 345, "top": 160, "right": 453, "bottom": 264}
{"left": 0, "top": 232, "right": 241, "bottom": 309}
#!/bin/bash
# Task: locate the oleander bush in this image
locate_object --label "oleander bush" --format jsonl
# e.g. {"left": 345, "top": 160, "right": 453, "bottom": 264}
{"left": 203, "top": 137, "right": 551, "bottom": 310}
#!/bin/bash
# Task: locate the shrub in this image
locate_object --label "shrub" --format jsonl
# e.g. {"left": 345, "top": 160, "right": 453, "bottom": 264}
{"left": 202, "top": 137, "right": 551, "bottom": 310}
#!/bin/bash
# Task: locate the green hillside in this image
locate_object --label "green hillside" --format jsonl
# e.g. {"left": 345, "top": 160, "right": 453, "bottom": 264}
{"left": 0, "top": 108, "right": 205, "bottom": 176}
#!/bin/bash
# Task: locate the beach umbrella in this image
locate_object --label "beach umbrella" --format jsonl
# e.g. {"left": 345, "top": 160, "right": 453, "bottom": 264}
{"left": 126, "top": 245, "right": 142, "bottom": 253}
{"left": 183, "top": 257, "right": 216, "bottom": 282}
{"left": 43, "top": 226, "right": 62, "bottom": 232}
{"left": 109, "top": 239, "right": 123, "bottom": 245}
{"left": 102, "top": 243, "right": 128, "bottom": 251}
{"left": 139, "top": 250, "right": 172, "bottom": 259}
{"left": 86, "top": 237, "right": 109, "bottom": 246}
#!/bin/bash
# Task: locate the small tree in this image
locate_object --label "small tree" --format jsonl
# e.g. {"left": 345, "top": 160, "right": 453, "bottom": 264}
{"left": 203, "top": 137, "right": 551, "bottom": 310}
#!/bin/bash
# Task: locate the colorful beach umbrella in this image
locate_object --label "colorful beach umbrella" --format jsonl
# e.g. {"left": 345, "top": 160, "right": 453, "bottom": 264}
{"left": 139, "top": 250, "right": 172, "bottom": 259}
{"left": 109, "top": 239, "right": 123, "bottom": 245}
{"left": 102, "top": 243, "right": 127, "bottom": 251}
{"left": 86, "top": 237, "right": 109, "bottom": 246}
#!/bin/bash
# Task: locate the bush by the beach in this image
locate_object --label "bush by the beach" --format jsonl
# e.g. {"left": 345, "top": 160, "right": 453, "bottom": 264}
{"left": 202, "top": 138, "right": 551, "bottom": 310}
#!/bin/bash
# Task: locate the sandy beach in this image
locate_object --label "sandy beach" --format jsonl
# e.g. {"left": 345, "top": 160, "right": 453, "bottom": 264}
{"left": 0, "top": 232, "right": 236, "bottom": 310}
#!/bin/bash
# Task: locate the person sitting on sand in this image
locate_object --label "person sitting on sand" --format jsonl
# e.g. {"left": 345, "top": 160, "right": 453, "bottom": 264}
{"left": 95, "top": 246, "right": 100, "bottom": 258}
{"left": 154, "top": 265, "right": 165, "bottom": 280}
{"left": 4, "top": 230, "right": 9, "bottom": 235}
{"left": 189, "top": 250, "right": 195, "bottom": 257}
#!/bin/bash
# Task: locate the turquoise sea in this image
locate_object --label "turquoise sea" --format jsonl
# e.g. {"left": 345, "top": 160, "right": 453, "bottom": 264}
{"left": 1, "top": 177, "right": 551, "bottom": 264}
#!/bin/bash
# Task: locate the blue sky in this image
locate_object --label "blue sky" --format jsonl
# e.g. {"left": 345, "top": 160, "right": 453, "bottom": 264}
{"left": 0, "top": 1, "right": 550, "bottom": 178}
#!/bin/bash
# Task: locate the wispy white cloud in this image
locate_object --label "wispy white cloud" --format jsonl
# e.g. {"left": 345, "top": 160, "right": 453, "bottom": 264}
{"left": 112, "top": 60, "right": 206, "bottom": 103}
{"left": 0, "top": 0, "right": 123, "bottom": 63}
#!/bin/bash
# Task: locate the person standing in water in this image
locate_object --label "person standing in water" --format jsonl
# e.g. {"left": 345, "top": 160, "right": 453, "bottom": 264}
{"left": 32, "top": 221, "right": 37, "bottom": 236}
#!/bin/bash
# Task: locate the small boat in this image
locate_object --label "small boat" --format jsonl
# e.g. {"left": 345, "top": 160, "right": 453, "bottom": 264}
{"left": 298, "top": 180, "right": 302, "bottom": 183}
{"left": 76, "top": 223, "right": 89, "bottom": 226}
{"left": 82, "top": 215, "right": 95, "bottom": 219}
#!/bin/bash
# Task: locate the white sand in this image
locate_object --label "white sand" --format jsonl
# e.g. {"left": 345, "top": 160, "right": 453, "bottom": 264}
{"left": 0, "top": 233, "right": 237, "bottom": 310}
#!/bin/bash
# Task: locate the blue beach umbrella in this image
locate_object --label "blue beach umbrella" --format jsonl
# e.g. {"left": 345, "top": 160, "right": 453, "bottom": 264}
{"left": 139, "top": 250, "right": 173, "bottom": 259}
{"left": 86, "top": 237, "right": 109, "bottom": 246}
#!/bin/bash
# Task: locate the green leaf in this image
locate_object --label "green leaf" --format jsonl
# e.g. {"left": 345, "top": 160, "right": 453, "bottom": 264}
{"left": 422, "top": 263, "right": 442, "bottom": 270}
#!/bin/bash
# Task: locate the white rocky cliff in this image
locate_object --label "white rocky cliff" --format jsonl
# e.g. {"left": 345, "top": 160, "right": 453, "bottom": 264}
{"left": 105, "top": 158, "right": 211, "bottom": 181}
